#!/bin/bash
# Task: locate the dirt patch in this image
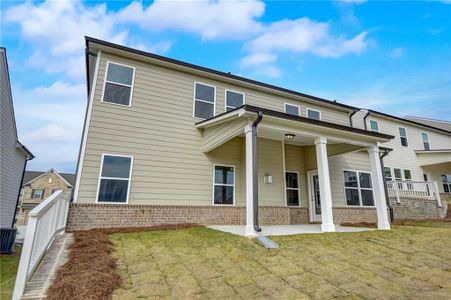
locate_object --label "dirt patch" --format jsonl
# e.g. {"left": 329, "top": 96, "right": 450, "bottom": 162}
{"left": 340, "top": 222, "right": 377, "bottom": 228}
{"left": 47, "top": 224, "right": 200, "bottom": 300}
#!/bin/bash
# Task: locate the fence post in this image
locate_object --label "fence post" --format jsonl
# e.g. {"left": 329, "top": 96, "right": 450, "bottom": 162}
{"left": 394, "top": 183, "right": 400, "bottom": 203}
{"left": 432, "top": 181, "right": 442, "bottom": 207}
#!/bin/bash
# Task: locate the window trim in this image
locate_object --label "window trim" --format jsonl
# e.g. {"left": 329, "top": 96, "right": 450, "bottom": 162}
{"left": 442, "top": 174, "right": 451, "bottom": 194}
{"left": 421, "top": 132, "right": 430, "bottom": 150}
{"left": 342, "top": 169, "right": 375, "bottom": 208}
{"left": 212, "top": 164, "right": 235, "bottom": 206}
{"left": 284, "top": 103, "right": 301, "bottom": 116}
{"left": 369, "top": 119, "right": 379, "bottom": 133}
{"left": 101, "top": 61, "right": 136, "bottom": 107}
{"left": 285, "top": 171, "right": 301, "bottom": 207}
{"left": 306, "top": 107, "right": 322, "bottom": 120}
{"left": 225, "top": 89, "right": 245, "bottom": 111}
{"left": 96, "top": 153, "right": 134, "bottom": 204}
{"left": 193, "top": 81, "right": 216, "bottom": 119}
{"left": 32, "top": 189, "right": 44, "bottom": 199}
{"left": 399, "top": 127, "right": 408, "bottom": 147}
{"left": 384, "top": 167, "right": 393, "bottom": 181}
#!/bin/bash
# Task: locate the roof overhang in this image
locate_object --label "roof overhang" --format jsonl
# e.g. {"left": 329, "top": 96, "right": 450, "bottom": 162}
{"left": 414, "top": 149, "right": 451, "bottom": 166}
{"left": 16, "top": 141, "right": 34, "bottom": 160}
{"left": 197, "top": 105, "right": 394, "bottom": 153}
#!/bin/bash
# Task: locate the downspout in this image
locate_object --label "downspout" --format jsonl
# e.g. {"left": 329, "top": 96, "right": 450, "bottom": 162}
{"left": 252, "top": 111, "right": 263, "bottom": 232}
{"left": 379, "top": 148, "right": 394, "bottom": 223}
{"left": 11, "top": 158, "right": 30, "bottom": 228}
{"left": 349, "top": 109, "right": 358, "bottom": 127}
{"left": 363, "top": 111, "right": 371, "bottom": 131}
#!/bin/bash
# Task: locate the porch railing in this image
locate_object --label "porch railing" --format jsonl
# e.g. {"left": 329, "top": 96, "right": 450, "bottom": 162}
{"left": 12, "top": 190, "right": 70, "bottom": 300}
{"left": 386, "top": 180, "right": 442, "bottom": 207}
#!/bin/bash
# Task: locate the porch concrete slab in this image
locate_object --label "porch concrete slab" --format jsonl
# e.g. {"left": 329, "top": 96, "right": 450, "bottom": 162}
{"left": 208, "top": 224, "right": 375, "bottom": 237}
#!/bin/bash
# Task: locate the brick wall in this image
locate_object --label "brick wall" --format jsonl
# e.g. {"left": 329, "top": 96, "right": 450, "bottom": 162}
{"left": 66, "top": 199, "right": 447, "bottom": 231}
{"left": 389, "top": 197, "right": 447, "bottom": 220}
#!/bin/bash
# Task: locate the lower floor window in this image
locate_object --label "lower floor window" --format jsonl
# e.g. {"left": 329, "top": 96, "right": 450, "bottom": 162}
{"left": 442, "top": 175, "right": 451, "bottom": 193}
{"left": 343, "top": 170, "right": 374, "bottom": 206}
{"left": 213, "top": 165, "right": 234, "bottom": 205}
{"left": 97, "top": 154, "right": 133, "bottom": 203}
{"left": 285, "top": 172, "right": 300, "bottom": 206}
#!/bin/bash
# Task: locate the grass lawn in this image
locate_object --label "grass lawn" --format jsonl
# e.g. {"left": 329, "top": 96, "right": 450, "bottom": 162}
{"left": 0, "top": 247, "right": 21, "bottom": 300}
{"left": 110, "top": 223, "right": 451, "bottom": 299}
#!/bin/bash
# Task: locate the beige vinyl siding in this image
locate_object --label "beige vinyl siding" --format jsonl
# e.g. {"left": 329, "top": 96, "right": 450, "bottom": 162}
{"left": 257, "top": 139, "right": 284, "bottom": 206}
{"left": 202, "top": 118, "right": 248, "bottom": 152}
{"left": 0, "top": 49, "right": 27, "bottom": 227}
{"left": 423, "top": 162, "right": 451, "bottom": 194}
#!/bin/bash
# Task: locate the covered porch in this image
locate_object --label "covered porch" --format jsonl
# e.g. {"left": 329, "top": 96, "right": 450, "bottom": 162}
{"left": 197, "top": 105, "right": 394, "bottom": 236}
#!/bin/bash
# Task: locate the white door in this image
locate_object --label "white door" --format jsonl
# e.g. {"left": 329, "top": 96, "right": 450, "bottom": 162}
{"left": 308, "top": 171, "right": 322, "bottom": 222}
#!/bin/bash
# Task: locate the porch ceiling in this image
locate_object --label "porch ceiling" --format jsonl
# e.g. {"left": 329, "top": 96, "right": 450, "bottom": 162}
{"left": 197, "top": 105, "right": 393, "bottom": 153}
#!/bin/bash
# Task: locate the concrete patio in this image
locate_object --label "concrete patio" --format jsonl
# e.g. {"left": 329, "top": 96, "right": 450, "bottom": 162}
{"left": 208, "top": 224, "right": 376, "bottom": 237}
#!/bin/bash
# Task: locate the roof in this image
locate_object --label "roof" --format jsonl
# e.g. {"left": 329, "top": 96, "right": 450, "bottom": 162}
{"left": 404, "top": 116, "right": 451, "bottom": 132}
{"left": 368, "top": 109, "right": 451, "bottom": 135}
{"left": 23, "top": 169, "right": 75, "bottom": 187}
{"left": 196, "top": 104, "right": 394, "bottom": 141}
{"left": 85, "top": 36, "right": 357, "bottom": 112}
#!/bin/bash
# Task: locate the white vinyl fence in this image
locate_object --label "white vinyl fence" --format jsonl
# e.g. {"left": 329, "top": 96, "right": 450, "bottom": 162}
{"left": 387, "top": 180, "right": 442, "bottom": 207}
{"left": 12, "top": 190, "right": 70, "bottom": 300}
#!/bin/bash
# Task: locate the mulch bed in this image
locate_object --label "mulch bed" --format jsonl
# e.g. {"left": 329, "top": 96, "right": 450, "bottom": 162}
{"left": 46, "top": 224, "right": 200, "bottom": 300}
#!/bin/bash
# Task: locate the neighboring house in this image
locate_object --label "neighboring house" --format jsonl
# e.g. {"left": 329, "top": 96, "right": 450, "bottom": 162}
{"left": 16, "top": 169, "right": 74, "bottom": 226}
{"left": 69, "top": 37, "right": 450, "bottom": 235}
{"left": 0, "top": 48, "right": 34, "bottom": 229}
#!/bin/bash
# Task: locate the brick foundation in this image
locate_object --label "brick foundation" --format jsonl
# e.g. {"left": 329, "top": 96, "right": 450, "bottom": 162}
{"left": 66, "top": 198, "right": 447, "bottom": 231}
{"left": 388, "top": 197, "right": 447, "bottom": 220}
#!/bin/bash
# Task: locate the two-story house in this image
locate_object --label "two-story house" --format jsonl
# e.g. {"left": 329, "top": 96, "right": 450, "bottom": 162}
{"left": 16, "top": 169, "right": 75, "bottom": 226}
{"left": 68, "top": 37, "right": 450, "bottom": 235}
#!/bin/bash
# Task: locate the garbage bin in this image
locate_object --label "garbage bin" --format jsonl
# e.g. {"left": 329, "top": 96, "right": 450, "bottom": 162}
{"left": 0, "top": 228, "right": 17, "bottom": 254}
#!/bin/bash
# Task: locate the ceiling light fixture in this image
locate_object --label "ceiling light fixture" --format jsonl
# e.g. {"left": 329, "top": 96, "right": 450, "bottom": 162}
{"left": 285, "top": 133, "right": 295, "bottom": 139}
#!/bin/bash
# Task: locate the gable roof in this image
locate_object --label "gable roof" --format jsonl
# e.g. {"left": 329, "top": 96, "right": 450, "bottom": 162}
{"left": 404, "top": 115, "right": 451, "bottom": 132}
{"left": 23, "top": 169, "right": 75, "bottom": 187}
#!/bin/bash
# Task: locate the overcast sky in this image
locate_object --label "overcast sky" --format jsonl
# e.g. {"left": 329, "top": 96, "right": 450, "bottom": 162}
{"left": 2, "top": 0, "right": 450, "bottom": 172}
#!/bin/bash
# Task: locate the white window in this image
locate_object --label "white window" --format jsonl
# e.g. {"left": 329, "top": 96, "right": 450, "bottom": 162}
{"left": 97, "top": 154, "right": 133, "bottom": 203}
{"left": 421, "top": 133, "right": 430, "bottom": 150}
{"left": 307, "top": 108, "right": 321, "bottom": 120}
{"left": 284, "top": 104, "right": 300, "bottom": 116}
{"left": 193, "top": 82, "right": 216, "bottom": 119}
{"left": 384, "top": 167, "right": 392, "bottom": 181}
{"left": 213, "top": 165, "right": 235, "bottom": 205}
{"left": 102, "top": 62, "right": 135, "bottom": 106}
{"left": 285, "top": 172, "right": 300, "bottom": 206}
{"left": 369, "top": 120, "right": 379, "bottom": 132}
{"left": 399, "top": 127, "right": 408, "bottom": 147}
{"left": 32, "top": 189, "right": 44, "bottom": 199}
{"left": 343, "top": 170, "right": 374, "bottom": 206}
{"left": 225, "top": 90, "right": 244, "bottom": 111}
{"left": 442, "top": 175, "right": 451, "bottom": 193}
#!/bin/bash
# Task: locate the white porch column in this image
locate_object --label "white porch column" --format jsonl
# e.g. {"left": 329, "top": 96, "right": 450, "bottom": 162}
{"left": 368, "top": 145, "right": 391, "bottom": 230}
{"left": 314, "top": 137, "right": 335, "bottom": 232}
{"left": 245, "top": 124, "right": 257, "bottom": 237}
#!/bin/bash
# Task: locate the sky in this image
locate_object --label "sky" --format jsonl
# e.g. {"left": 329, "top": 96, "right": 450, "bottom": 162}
{"left": 1, "top": 0, "right": 450, "bottom": 173}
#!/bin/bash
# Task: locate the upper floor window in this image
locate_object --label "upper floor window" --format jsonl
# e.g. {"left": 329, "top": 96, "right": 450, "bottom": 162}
{"left": 285, "top": 172, "right": 300, "bottom": 206}
{"left": 284, "top": 104, "right": 300, "bottom": 116}
{"left": 307, "top": 108, "right": 321, "bottom": 120}
{"left": 421, "top": 133, "right": 430, "bottom": 150}
{"left": 103, "top": 62, "right": 135, "bottom": 106}
{"left": 399, "top": 127, "right": 408, "bottom": 147}
{"left": 213, "top": 165, "right": 235, "bottom": 205}
{"left": 343, "top": 170, "right": 374, "bottom": 206}
{"left": 225, "top": 90, "right": 244, "bottom": 111}
{"left": 32, "top": 189, "right": 44, "bottom": 199}
{"left": 194, "top": 82, "right": 215, "bottom": 119}
{"left": 442, "top": 175, "right": 451, "bottom": 193}
{"left": 369, "top": 120, "right": 379, "bottom": 132}
{"left": 97, "top": 154, "right": 133, "bottom": 203}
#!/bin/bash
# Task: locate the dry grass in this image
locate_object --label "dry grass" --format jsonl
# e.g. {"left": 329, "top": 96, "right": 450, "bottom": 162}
{"left": 47, "top": 224, "right": 199, "bottom": 300}
{"left": 110, "top": 223, "right": 451, "bottom": 299}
